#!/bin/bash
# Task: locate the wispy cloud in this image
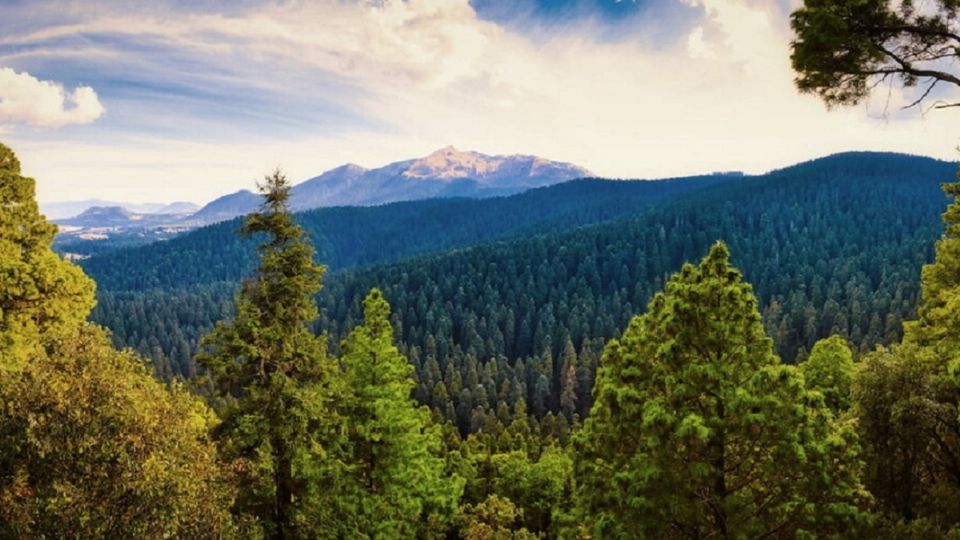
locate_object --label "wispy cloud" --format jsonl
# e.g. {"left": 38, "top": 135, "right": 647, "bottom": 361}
{"left": 0, "top": 0, "right": 955, "bottom": 204}
{"left": 0, "top": 67, "right": 104, "bottom": 128}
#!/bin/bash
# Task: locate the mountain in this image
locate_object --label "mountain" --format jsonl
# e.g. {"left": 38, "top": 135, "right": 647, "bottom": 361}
{"left": 40, "top": 199, "right": 183, "bottom": 220}
{"left": 86, "top": 152, "right": 958, "bottom": 385}
{"left": 51, "top": 148, "right": 593, "bottom": 250}
{"left": 54, "top": 205, "right": 199, "bottom": 229}
{"left": 288, "top": 146, "right": 592, "bottom": 211}
{"left": 188, "top": 190, "right": 262, "bottom": 224}
{"left": 80, "top": 173, "right": 732, "bottom": 291}
{"left": 52, "top": 206, "right": 202, "bottom": 259}
{"left": 157, "top": 201, "right": 200, "bottom": 214}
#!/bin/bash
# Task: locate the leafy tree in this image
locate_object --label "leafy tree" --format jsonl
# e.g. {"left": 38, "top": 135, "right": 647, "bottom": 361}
{"left": 0, "top": 325, "right": 235, "bottom": 538}
{"left": 801, "top": 334, "right": 856, "bottom": 414}
{"left": 332, "top": 289, "right": 463, "bottom": 538}
{"left": 791, "top": 0, "right": 960, "bottom": 110}
{"left": 0, "top": 142, "right": 94, "bottom": 368}
{"left": 459, "top": 495, "right": 538, "bottom": 540}
{"left": 489, "top": 445, "right": 572, "bottom": 535}
{"left": 574, "top": 242, "right": 869, "bottom": 538}
{"left": 0, "top": 142, "right": 235, "bottom": 538}
{"left": 197, "top": 170, "right": 339, "bottom": 538}
{"left": 853, "top": 344, "right": 960, "bottom": 529}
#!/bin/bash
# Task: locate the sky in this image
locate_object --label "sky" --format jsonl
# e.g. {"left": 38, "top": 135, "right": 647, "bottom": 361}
{"left": 0, "top": 0, "right": 957, "bottom": 205}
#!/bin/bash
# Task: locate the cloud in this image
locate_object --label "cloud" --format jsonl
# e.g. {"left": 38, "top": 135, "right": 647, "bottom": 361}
{"left": 0, "top": 67, "right": 105, "bottom": 128}
{"left": 0, "top": 0, "right": 956, "bottom": 203}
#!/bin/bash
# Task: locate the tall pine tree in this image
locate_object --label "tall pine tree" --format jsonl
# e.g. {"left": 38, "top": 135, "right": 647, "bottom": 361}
{"left": 331, "top": 289, "right": 462, "bottom": 538}
{"left": 574, "top": 242, "right": 868, "bottom": 538}
{"left": 198, "top": 170, "right": 340, "bottom": 539}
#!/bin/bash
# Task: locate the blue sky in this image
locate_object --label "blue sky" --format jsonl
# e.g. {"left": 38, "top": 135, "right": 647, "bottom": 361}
{"left": 0, "top": 0, "right": 956, "bottom": 204}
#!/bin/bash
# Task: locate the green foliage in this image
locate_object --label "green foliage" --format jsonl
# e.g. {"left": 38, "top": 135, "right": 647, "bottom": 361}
{"left": 907, "top": 172, "right": 960, "bottom": 358}
{"left": 0, "top": 142, "right": 95, "bottom": 368}
{"left": 82, "top": 176, "right": 729, "bottom": 291}
{"left": 459, "top": 495, "right": 539, "bottom": 540}
{"left": 574, "top": 243, "right": 869, "bottom": 538}
{"left": 327, "top": 289, "right": 463, "bottom": 538}
{"left": 854, "top": 344, "right": 960, "bottom": 530}
{"left": 197, "top": 170, "right": 339, "bottom": 538}
{"left": 92, "top": 153, "right": 956, "bottom": 440}
{"left": 855, "top": 170, "right": 960, "bottom": 531}
{"left": 0, "top": 142, "right": 235, "bottom": 538}
{"left": 0, "top": 325, "right": 235, "bottom": 538}
{"left": 791, "top": 0, "right": 960, "bottom": 108}
{"left": 801, "top": 334, "right": 856, "bottom": 414}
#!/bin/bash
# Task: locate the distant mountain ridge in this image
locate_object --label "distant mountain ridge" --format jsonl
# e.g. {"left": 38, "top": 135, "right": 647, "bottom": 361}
{"left": 52, "top": 147, "right": 593, "bottom": 250}
{"left": 84, "top": 151, "right": 960, "bottom": 380}
{"left": 203, "top": 146, "right": 593, "bottom": 217}
{"left": 41, "top": 199, "right": 200, "bottom": 220}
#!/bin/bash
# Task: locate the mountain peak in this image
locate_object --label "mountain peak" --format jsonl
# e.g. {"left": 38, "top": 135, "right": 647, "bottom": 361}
{"left": 404, "top": 147, "right": 486, "bottom": 179}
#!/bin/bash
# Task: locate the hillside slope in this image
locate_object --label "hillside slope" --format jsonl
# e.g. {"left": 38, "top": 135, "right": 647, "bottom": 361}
{"left": 82, "top": 174, "right": 733, "bottom": 291}
{"left": 90, "top": 153, "right": 958, "bottom": 423}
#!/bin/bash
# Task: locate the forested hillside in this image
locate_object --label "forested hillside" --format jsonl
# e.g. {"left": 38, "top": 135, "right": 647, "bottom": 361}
{"left": 81, "top": 174, "right": 731, "bottom": 290}
{"left": 91, "top": 152, "right": 958, "bottom": 435}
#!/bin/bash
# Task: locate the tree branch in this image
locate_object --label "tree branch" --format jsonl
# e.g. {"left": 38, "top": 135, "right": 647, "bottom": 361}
{"left": 873, "top": 41, "right": 960, "bottom": 87}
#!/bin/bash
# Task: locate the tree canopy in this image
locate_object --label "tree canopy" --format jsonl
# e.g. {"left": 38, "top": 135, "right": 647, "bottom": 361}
{"left": 574, "top": 243, "right": 868, "bottom": 538}
{"left": 791, "top": 0, "right": 960, "bottom": 110}
{"left": 0, "top": 142, "right": 235, "bottom": 538}
{"left": 197, "top": 170, "right": 341, "bottom": 539}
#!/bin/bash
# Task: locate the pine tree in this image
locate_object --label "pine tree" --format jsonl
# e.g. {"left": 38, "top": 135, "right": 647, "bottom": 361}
{"left": 0, "top": 142, "right": 94, "bottom": 368}
{"left": 0, "top": 142, "right": 234, "bottom": 538}
{"left": 573, "top": 242, "right": 868, "bottom": 538}
{"left": 559, "top": 337, "right": 578, "bottom": 422}
{"left": 801, "top": 334, "right": 855, "bottom": 415}
{"left": 906, "top": 170, "right": 960, "bottom": 358}
{"left": 334, "top": 289, "right": 463, "bottom": 538}
{"left": 197, "top": 170, "right": 338, "bottom": 539}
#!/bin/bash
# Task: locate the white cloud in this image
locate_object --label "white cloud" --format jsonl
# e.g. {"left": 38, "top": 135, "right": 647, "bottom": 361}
{"left": 0, "top": 67, "right": 105, "bottom": 128}
{"left": 1, "top": 0, "right": 957, "bottom": 203}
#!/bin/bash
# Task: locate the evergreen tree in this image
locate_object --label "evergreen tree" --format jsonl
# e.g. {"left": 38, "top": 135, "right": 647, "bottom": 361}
{"left": 197, "top": 170, "right": 338, "bottom": 538}
{"left": 853, "top": 344, "right": 960, "bottom": 529}
{"left": 0, "top": 142, "right": 235, "bottom": 538}
{"left": 0, "top": 326, "right": 236, "bottom": 538}
{"left": 574, "top": 242, "right": 868, "bottom": 538}
{"left": 868, "top": 169, "right": 960, "bottom": 529}
{"left": 0, "top": 142, "right": 94, "bottom": 368}
{"left": 801, "top": 334, "right": 855, "bottom": 415}
{"left": 334, "top": 289, "right": 463, "bottom": 538}
{"left": 559, "top": 337, "right": 578, "bottom": 421}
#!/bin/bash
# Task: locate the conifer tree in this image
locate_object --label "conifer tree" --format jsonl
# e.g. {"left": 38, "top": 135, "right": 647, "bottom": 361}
{"left": 0, "top": 142, "right": 94, "bottom": 368}
{"left": 907, "top": 171, "right": 960, "bottom": 358}
{"left": 198, "top": 170, "right": 339, "bottom": 539}
{"left": 0, "top": 142, "right": 234, "bottom": 538}
{"left": 801, "top": 334, "right": 855, "bottom": 415}
{"left": 333, "top": 289, "right": 463, "bottom": 538}
{"left": 574, "top": 242, "right": 868, "bottom": 538}
{"left": 559, "top": 337, "right": 578, "bottom": 422}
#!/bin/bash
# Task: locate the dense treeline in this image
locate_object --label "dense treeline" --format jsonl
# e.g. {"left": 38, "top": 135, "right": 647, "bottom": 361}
{"left": 8, "top": 138, "right": 960, "bottom": 537}
{"left": 81, "top": 174, "right": 730, "bottom": 290}
{"left": 92, "top": 152, "right": 956, "bottom": 438}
